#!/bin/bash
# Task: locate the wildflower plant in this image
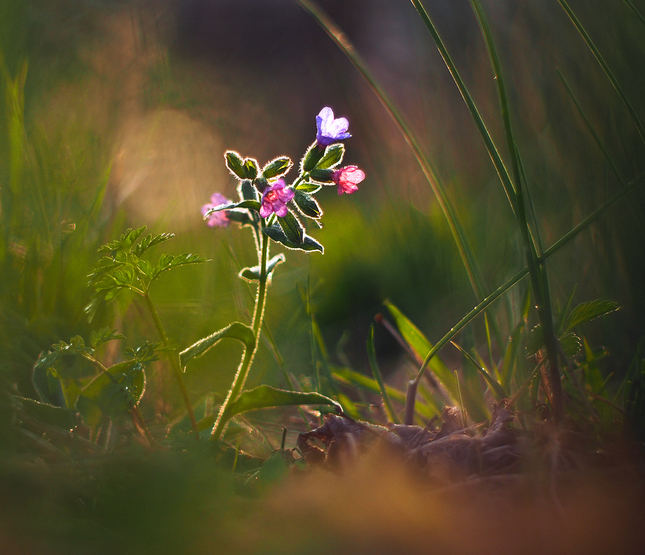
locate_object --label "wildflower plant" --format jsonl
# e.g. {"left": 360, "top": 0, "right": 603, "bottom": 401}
{"left": 198, "top": 106, "right": 365, "bottom": 440}
{"left": 31, "top": 106, "right": 364, "bottom": 446}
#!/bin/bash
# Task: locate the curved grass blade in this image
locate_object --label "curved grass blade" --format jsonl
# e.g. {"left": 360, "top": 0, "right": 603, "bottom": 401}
{"left": 409, "top": 0, "right": 518, "bottom": 217}
{"left": 450, "top": 341, "right": 507, "bottom": 400}
{"left": 331, "top": 366, "right": 437, "bottom": 420}
{"left": 222, "top": 385, "right": 341, "bottom": 420}
{"left": 559, "top": 0, "right": 645, "bottom": 144}
{"left": 367, "top": 325, "right": 399, "bottom": 423}
{"left": 297, "top": 0, "right": 486, "bottom": 301}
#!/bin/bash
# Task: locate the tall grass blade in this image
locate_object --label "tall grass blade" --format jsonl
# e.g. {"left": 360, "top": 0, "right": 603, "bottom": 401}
{"left": 624, "top": 0, "right": 645, "bottom": 27}
{"left": 559, "top": 0, "right": 645, "bottom": 144}
{"left": 409, "top": 0, "right": 518, "bottom": 216}
{"left": 297, "top": 0, "right": 486, "bottom": 300}
{"left": 558, "top": 71, "right": 628, "bottom": 187}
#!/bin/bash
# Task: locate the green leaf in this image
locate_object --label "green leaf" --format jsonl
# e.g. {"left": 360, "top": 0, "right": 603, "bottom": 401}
{"left": 301, "top": 141, "right": 325, "bottom": 172}
{"left": 75, "top": 360, "right": 146, "bottom": 424}
{"left": 239, "top": 254, "right": 285, "bottom": 282}
{"left": 222, "top": 385, "right": 341, "bottom": 420}
{"left": 180, "top": 322, "right": 255, "bottom": 369}
{"left": 203, "top": 199, "right": 261, "bottom": 218}
{"left": 12, "top": 396, "right": 76, "bottom": 430}
{"left": 225, "top": 150, "right": 246, "bottom": 179}
{"left": 560, "top": 332, "right": 582, "bottom": 357}
{"left": 525, "top": 324, "right": 544, "bottom": 358}
{"left": 98, "top": 227, "right": 147, "bottom": 254}
{"left": 295, "top": 182, "right": 322, "bottom": 194}
{"left": 262, "top": 156, "right": 293, "bottom": 179}
{"left": 90, "top": 327, "right": 125, "bottom": 349}
{"left": 243, "top": 158, "right": 259, "bottom": 180}
{"left": 293, "top": 191, "right": 323, "bottom": 219}
{"left": 315, "top": 143, "right": 344, "bottom": 170}
{"left": 152, "top": 252, "right": 207, "bottom": 279}
{"left": 278, "top": 211, "right": 305, "bottom": 244}
{"left": 239, "top": 179, "right": 259, "bottom": 202}
{"left": 262, "top": 225, "right": 324, "bottom": 253}
{"left": 132, "top": 232, "right": 175, "bottom": 257}
{"left": 565, "top": 299, "right": 619, "bottom": 333}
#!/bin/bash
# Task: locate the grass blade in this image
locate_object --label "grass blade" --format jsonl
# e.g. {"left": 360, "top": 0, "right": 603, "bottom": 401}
{"left": 409, "top": 0, "right": 518, "bottom": 216}
{"left": 559, "top": 0, "right": 645, "bottom": 144}
{"left": 450, "top": 341, "right": 507, "bottom": 400}
{"left": 367, "top": 325, "right": 400, "bottom": 424}
{"left": 624, "top": 0, "right": 645, "bottom": 27}
{"left": 297, "top": 0, "right": 486, "bottom": 301}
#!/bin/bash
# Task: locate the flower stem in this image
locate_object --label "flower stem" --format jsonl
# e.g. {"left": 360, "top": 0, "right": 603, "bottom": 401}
{"left": 143, "top": 292, "right": 200, "bottom": 439}
{"left": 211, "top": 229, "right": 270, "bottom": 441}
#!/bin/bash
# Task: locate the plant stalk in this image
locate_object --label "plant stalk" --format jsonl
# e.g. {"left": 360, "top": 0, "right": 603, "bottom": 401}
{"left": 211, "top": 229, "right": 270, "bottom": 441}
{"left": 143, "top": 292, "right": 200, "bottom": 439}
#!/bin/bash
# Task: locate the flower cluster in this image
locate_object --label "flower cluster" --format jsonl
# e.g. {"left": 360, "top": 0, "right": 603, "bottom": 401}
{"left": 201, "top": 107, "right": 365, "bottom": 253}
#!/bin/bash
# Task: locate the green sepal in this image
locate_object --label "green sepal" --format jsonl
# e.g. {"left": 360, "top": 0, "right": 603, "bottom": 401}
{"left": 180, "top": 322, "right": 255, "bottom": 369}
{"left": 262, "top": 225, "right": 324, "bottom": 253}
{"left": 301, "top": 141, "right": 325, "bottom": 172}
{"left": 278, "top": 211, "right": 305, "bottom": 244}
{"left": 221, "top": 385, "right": 341, "bottom": 420}
{"left": 315, "top": 143, "right": 344, "bottom": 170}
{"left": 225, "top": 151, "right": 246, "bottom": 179}
{"left": 243, "top": 158, "right": 259, "bottom": 180}
{"left": 295, "top": 182, "right": 322, "bottom": 194}
{"left": 239, "top": 254, "right": 285, "bottom": 283}
{"left": 262, "top": 156, "right": 293, "bottom": 179}
{"left": 309, "top": 168, "right": 335, "bottom": 183}
{"left": 239, "top": 179, "right": 259, "bottom": 201}
{"left": 293, "top": 190, "right": 322, "bottom": 219}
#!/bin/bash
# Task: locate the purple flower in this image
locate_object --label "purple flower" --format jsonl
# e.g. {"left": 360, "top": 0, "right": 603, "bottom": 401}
{"left": 332, "top": 166, "right": 365, "bottom": 195}
{"left": 316, "top": 107, "right": 351, "bottom": 146}
{"left": 260, "top": 180, "right": 295, "bottom": 218}
{"left": 202, "top": 193, "right": 232, "bottom": 227}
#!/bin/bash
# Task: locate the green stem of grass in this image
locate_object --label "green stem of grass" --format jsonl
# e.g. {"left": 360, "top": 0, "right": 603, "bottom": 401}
{"left": 559, "top": 0, "right": 645, "bottom": 144}
{"left": 211, "top": 229, "right": 269, "bottom": 441}
{"left": 143, "top": 292, "right": 200, "bottom": 439}
{"left": 410, "top": 173, "right": 644, "bottom": 408}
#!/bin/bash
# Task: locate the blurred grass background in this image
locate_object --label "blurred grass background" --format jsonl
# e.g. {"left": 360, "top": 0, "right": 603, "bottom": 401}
{"left": 1, "top": 0, "right": 644, "bottom": 423}
{"left": 0, "top": 0, "right": 643, "bottom": 433}
{"left": 1, "top": 0, "right": 645, "bottom": 553}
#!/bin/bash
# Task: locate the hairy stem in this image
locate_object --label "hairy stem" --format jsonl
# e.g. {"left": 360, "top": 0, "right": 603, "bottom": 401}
{"left": 211, "top": 229, "right": 270, "bottom": 441}
{"left": 143, "top": 292, "right": 200, "bottom": 439}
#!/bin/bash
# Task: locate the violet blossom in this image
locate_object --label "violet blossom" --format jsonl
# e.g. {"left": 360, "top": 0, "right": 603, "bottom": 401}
{"left": 260, "top": 180, "right": 295, "bottom": 218}
{"left": 316, "top": 107, "right": 351, "bottom": 146}
{"left": 202, "top": 193, "right": 232, "bottom": 227}
{"left": 332, "top": 166, "right": 365, "bottom": 195}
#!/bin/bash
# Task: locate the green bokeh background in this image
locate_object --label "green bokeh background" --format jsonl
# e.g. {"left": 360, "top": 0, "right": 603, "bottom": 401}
{"left": 1, "top": 0, "right": 644, "bottom": 550}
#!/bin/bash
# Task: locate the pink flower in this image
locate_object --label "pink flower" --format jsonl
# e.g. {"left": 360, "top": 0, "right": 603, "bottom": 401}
{"left": 260, "top": 180, "right": 295, "bottom": 218}
{"left": 316, "top": 107, "right": 351, "bottom": 146}
{"left": 332, "top": 166, "right": 365, "bottom": 195}
{"left": 202, "top": 193, "right": 231, "bottom": 227}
